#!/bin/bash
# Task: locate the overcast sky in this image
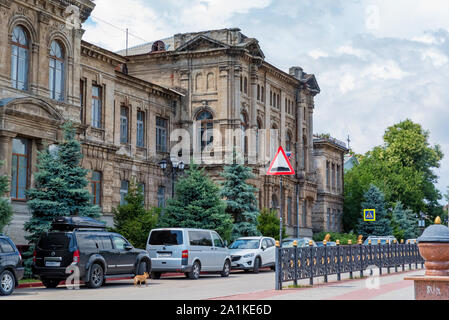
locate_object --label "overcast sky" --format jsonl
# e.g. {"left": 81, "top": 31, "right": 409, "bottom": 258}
{"left": 83, "top": 0, "right": 449, "bottom": 202}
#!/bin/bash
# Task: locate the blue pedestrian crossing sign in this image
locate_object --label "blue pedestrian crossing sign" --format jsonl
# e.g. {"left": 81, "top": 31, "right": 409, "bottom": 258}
{"left": 364, "top": 209, "right": 376, "bottom": 222}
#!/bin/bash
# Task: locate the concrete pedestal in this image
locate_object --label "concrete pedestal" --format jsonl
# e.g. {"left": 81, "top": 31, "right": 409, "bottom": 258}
{"left": 405, "top": 276, "right": 449, "bottom": 300}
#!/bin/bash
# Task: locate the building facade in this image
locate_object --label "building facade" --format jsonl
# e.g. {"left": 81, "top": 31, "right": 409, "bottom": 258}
{"left": 312, "top": 136, "right": 348, "bottom": 233}
{"left": 0, "top": 0, "right": 345, "bottom": 244}
{"left": 122, "top": 29, "right": 322, "bottom": 237}
{"left": 0, "top": 0, "right": 181, "bottom": 244}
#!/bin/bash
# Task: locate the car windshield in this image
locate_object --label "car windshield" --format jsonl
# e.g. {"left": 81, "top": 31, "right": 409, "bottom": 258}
{"left": 229, "top": 239, "right": 260, "bottom": 249}
{"left": 282, "top": 239, "right": 306, "bottom": 247}
{"left": 149, "top": 230, "right": 183, "bottom": 246}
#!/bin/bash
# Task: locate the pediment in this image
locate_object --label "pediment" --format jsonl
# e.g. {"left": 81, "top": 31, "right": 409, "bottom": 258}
{"left": 302, "top": 74, "right": 321, "bottom": 95}
{"left": 1, "top": 97, "right": 64, "bottom": 123}
{"left": 175, "top": 35, "right": 229, "bottom": 53}
{"left": 244, "top": 40, "right": 265, "bottom": 59}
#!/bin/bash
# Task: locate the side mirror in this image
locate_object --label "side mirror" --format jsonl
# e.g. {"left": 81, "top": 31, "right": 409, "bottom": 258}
{"left": 124, "top": 245, "right": 133, "bottom": 251}
{"left": 262, "top": 245, "right": 267, "bottom": 251}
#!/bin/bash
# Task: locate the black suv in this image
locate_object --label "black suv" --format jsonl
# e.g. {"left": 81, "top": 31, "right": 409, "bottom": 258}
{"left": 0, "top": 234, "right": 24, "bottom": 296}
{"left": 32, "top": 217, "right": 151, "bottom": 289}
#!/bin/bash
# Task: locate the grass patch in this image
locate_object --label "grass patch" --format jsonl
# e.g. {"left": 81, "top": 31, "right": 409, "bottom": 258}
{"left": 285, "top": 284, "right": 313, "bottom": 289}
{"left": 19, "top": 279, "right": 41, "bottom": 284}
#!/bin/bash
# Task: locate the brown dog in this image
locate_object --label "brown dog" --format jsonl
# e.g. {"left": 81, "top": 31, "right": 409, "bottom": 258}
{"left": 134, "top": 272, "right": 149, "bottom": 287}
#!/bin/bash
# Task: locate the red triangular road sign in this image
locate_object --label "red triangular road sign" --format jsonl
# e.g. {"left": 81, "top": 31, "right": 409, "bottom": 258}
{"left": 267, "top": 147, "right": 296, "bottom": 176}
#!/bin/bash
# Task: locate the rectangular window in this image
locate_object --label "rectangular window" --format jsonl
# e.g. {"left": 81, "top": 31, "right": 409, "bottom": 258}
{"left": 261, "top": 86, "right": 265, "bottom": 103}
{"left": 10, "top": 138, "right": 29, "bottom": 200}
{"left": 92, "top": 85, "right": 102, "bottom": 128}
{"left": 120, "top": 106, "right": 128, "bottom": 144}
{"left": 326, "top": 162, "right": 330, "bottom": 189}
{"left": 139, "top": 182, "right": 145, "bottom": 205}
{"left": 137, "top": 111, "right": 145, "bottom": 148}
{"left": 302, "top": 200, "right": 307, "bottom": 228}
{"left": 90, "top": 171, "right": 102, "bottom": 206}
{"left": 156, "top": 117, "right": 168, "bottom": 153}
{"left": 257, "top": 85, "right": 260, "bottom": 101}
{"left": 188, "top": 231, "right": 213, "bottom": 247}
{"left": 120, "top": 180, "right": 129, "bottom": 205}
{"left": 157, "top": 186, "right": 166, "bottom": 208}
{"left": 80, "top": 79, "right": 85, "bottom": 122}
{"left": 270, "top": 91, "right": 273, "bottom": 106}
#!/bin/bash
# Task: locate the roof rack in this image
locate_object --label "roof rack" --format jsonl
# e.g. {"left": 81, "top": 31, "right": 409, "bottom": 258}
{"left": 74, "top": 228, "right": 108, "bottom": 232}
{"left": 51, "top": 217, "right": 107, "bottom": 232}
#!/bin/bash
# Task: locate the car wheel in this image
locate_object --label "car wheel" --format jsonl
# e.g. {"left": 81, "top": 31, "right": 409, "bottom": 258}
{"left": 0, "top": 270, "right": 15, "bottom": 296}
{"left": 151, "top": 272, "right": 162, "bottom": 279}
{"left": 138, "top": 261, "right": 148, "bottom": 275}
{"left": 253, "top": 257, "right": 261, "bottom": 274}
{"left": 87, "top": 263, "right": 104, "bottom": 289}
{"left": 221, "top": 260, "right": 231, "bottom": 278}
{"left": 41, "top": 278, "right": 61, "bottom": 289}
{"left": 187, "top": 261, "right": 201, "bottom": 280}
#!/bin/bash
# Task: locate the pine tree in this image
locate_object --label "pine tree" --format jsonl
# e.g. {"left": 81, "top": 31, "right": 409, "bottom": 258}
{"left": 257, "top": 208, "right": 287, "bottom": 240}
{"left": 392, "top": 202, "right": 420, "bottom": 240}
{"left": 24, "top": 122, "right": 100, "bottom": 245}
{"left": 220, "top": 153, "right": 261, "bottom": 241}
{"left": 0, "top": 161, "right": 13, "bottom": 233}
{"left": 113, "top": 179, "right": 159, "bottom": 249}
{"left": 159, "top": 163, "right": 233, "bottom": 241}
{"left": 357, "top": 185, "right": 392, "bottom": 237}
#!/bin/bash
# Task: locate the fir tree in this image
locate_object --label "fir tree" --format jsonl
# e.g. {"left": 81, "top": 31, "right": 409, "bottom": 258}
{"left": 159, "top": 163, "right": 233, "bottom": 241}
{"left": 392, "top": 202, "right": 420, "bottom": 240}
{"left": 24, "top": 122, "right": 100, "bottom": 245}
{"left": 257, "top": 208, "right": 287, "bottom": 240}
{"left": 357, "top": 185, "right": 392, "bottom": 237}
{"left": 220, "top": 153, "right": 261, "bottom": 241}
{"left": 0, "top": 161, "right": 13, "bottom": 233}
{"left": 113, "top": 178, "right": 159, "bottom": 249}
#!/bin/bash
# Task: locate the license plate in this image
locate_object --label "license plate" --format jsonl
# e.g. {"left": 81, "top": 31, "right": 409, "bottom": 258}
{"left": 45, "top": 261, "right": 61, "bottom": 267}
{"left": 158, "top": 253, "right": 172, "bottom": 257}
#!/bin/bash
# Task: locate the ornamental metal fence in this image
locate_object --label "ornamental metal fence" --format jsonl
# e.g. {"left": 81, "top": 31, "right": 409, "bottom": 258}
{"left": 275, "top": 242, "right": 424, "bottom": 290}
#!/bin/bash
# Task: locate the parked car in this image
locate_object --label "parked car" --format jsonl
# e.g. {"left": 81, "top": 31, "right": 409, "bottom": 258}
{"left": 32, "top": 217, "right": 151, "bottom": 289}
{"left": 0, "top": 234, "right": 24, "bottom": 296}
{"left": 147, "top": 228, "right": 231, "bottom": 280}
{"left": 229, "top": 237, "right": 276, "bottom": 273}
{"left": 282, "top": 238, "right": 317, "bottom": 248}
{"left": 316, "top": 241, "right": 337, "bottom": 247}
{"left": 363, "top": 236, "right": 398, "bottom": 245}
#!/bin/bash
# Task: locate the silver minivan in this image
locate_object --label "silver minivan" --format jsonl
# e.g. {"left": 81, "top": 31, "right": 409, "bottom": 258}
{"left": 146, "top": 228, "right": 231, "bottom": 280}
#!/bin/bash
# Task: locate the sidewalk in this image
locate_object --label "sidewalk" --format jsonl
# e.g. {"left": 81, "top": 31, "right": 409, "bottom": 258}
{"left": 209, "top": 269, "right": 424, "bottom": 300}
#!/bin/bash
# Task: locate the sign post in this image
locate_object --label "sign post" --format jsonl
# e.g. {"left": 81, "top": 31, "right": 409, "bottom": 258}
{"left": 267, "top": 146, "right": 296, "bottom": 291}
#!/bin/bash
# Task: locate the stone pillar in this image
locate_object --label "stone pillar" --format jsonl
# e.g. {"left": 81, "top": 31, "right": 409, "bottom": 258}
{"left": 0, "top": 131, "right": 16, "bottom": 195}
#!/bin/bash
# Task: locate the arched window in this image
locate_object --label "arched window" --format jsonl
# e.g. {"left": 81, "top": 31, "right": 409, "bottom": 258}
{"left": 11, "top": 26, "right": 29, "bottom": 90}
{"left": 49, "top": 41, "right": 64, "bottom": 101}
{"left": 197, "top": 111, "right": 214, "bottom": 153}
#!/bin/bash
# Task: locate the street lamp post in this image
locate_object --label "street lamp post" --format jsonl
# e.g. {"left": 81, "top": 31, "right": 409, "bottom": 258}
{"left": 159, "top": 158, "right": 185, "bottom": 198}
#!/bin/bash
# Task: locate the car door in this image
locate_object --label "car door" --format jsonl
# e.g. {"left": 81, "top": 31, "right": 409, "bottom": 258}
{"left": 188, "top": 231, "right": 214, "bottom": 271}
{"left": 111, "top": 235, "right": 135, "bottom": 274}
{"left": 211, "top": 232, "right": 228, "bottom": 270}
{"left": 266, "top": 238, "right": 276, "bottom": 265}
{"left": 97, "top": 235, "right": 116, "bottom": 275}
{"left": 0, "top": 239, "right": 16, "bottom": 267}
{"left": 259, "top": 238, "right": 270, "bottom": 266}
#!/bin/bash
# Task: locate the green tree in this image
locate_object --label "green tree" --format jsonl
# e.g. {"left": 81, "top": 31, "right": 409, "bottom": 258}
{"left": 357, "top": 185, "right": 392, "bottom": 237}
{"left": 24, "top": 122, "right": 101, "bottom": 245}
{"left": 159, "top": 163, "right": 233, "bottom": 241}
{"left": 344, "top": 120, "right": 443, "bottom": 231}
{"left": 391, "top": 202, "right": 420, "bottom": 241}
{"left": 113, "top": 179, "right": 159, "bottom": 249}
{"left": 220, "top": 153, "right": 261, "bottom": 241}
{"left": 257, "top": 208, "right": 286, "bottom": 240}
{"left": 0, "top": 161, "right": 13, "bottom": 233}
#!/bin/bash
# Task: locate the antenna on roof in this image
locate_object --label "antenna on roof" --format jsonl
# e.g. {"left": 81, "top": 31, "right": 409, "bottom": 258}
{"left": 126, "top": 28, "right": 129, "bottom": 56}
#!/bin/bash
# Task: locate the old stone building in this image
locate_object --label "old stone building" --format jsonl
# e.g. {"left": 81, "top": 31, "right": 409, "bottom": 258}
{"left": 312, "top": 136, "right": 348, "bottom": 234}
{"left": 121, "top": 29, "right": 322, "bottom": 237}
{"left": 0, "top": 0, "right": 181, "bottom": 244}
{"left": 0, "top": 0, "right": 346, "bottom": 244}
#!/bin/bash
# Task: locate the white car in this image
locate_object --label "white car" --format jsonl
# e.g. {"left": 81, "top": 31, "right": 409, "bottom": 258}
{"left": 229, "top": 237, "right": 276, "bottom": 273}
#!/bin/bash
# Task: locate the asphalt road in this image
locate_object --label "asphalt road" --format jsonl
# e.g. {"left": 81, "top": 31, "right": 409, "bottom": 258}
{"left": 4, "top": 268, "right": 424, "bottom": 300}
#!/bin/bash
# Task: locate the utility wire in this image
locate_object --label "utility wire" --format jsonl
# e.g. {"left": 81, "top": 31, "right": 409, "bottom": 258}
{"left": 90, "top": 14, "right": 150, "bottom": 44}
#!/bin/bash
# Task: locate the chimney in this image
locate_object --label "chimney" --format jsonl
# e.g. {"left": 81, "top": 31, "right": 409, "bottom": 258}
{"left": 289, "top": 67, "right": 303, "bottom": 80}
